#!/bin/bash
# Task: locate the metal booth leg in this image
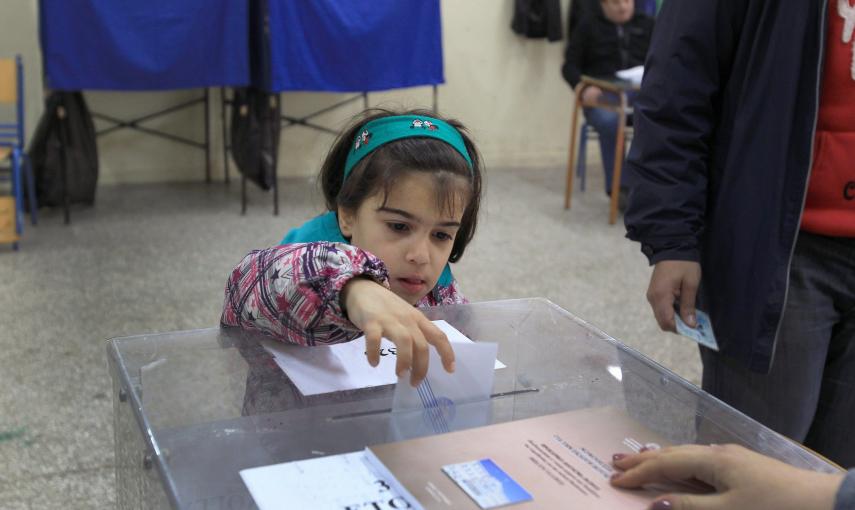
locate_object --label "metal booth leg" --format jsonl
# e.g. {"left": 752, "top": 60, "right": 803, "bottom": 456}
{"left": 272, "top": 93, "right": 280, "bottom": 216}
{"left": 204, "top": 89, "right": 211, "bottom": 184}
{"left": 221, "top": 87, "right": 230, "bottom": 184}
{"left": 57, "top": 104, "right": 71, "bottom": 225}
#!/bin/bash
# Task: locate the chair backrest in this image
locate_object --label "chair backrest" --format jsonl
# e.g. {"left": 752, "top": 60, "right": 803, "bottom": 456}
{"left": 0, "top": 56, "right": 24, "bottom": 148}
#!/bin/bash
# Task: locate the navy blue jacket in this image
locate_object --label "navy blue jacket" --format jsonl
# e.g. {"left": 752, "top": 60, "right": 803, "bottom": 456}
{"left": 624, "top": 0, "right": 827, "bottom": 373}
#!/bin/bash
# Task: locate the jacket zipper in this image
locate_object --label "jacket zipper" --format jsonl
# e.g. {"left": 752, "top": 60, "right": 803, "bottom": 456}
{"left": 769, "top": 0, "right": 829, "bottom": 365}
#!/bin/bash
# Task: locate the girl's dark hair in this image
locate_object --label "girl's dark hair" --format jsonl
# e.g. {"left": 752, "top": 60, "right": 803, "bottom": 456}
{"left": 320, "top": 108, "right": 483, "bottom": 263}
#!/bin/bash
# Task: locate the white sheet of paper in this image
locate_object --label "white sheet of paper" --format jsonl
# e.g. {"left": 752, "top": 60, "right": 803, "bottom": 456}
{"left": 262, "top": 320, "right": 505, "bottom": 397}
{"left": 615, "top": 65, "right": 644, "bottom": 85}
{"left": 240, "top": 451, "right": 412, "bottom": 510}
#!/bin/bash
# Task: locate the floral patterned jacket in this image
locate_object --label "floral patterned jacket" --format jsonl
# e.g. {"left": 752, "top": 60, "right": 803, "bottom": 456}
{"left": 220, "top": 242, "right": 467, "bottom": 345}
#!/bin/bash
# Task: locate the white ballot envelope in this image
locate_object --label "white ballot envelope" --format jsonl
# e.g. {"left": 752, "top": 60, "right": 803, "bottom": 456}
{"left": 262, "top": 320, "right": 505, "bottom": 396}
{"left": 390, "top": 341, "right": 498, "bottom": 439}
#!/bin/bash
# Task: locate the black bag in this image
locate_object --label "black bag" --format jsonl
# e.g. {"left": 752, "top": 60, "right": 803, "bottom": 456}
{"left": 28, "top": 92, "right": 99, "bottom": 207}
{"left": 230, "top": 88, "right": 281, "bottom": 191}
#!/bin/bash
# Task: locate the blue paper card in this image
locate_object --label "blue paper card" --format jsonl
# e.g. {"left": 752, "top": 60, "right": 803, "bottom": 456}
{"left": 442, "top": 459, "right": 533, "bottom": 509}
{"left": 675, "top": 309, "right": 720, "bottom": 351}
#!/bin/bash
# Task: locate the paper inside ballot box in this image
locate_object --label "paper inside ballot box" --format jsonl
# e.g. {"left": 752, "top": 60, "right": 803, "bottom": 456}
{"left": 367, "top": 406, "right": 675, "bottom": 509}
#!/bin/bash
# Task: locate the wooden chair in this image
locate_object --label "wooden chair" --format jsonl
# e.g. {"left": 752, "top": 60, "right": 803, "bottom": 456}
{"left": 564, "top": 75, "right": 637, "bottom": 225}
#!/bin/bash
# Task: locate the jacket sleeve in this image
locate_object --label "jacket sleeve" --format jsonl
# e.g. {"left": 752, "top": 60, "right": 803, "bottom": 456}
{"left": 640, "top": 16, "right": 655, "bottom": 53}
{"left": 220, "top": 242, "right": 389, "bottom": 345}
{"left": 561, "top": 14, "right": 589, "bottom": 89}
{"left": 623, "top": 0, "right": 745, "bottom": 264}
{"left": 835, "top": 470, "right": 855, "bottom": 510}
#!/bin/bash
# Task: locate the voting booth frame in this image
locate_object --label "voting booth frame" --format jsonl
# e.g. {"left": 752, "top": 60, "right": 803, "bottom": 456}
{"left": 221, "top": 87, "right": 439, "bottom": 216}
{"left": 42, "top": 84, "right": 437, "bottom": 223}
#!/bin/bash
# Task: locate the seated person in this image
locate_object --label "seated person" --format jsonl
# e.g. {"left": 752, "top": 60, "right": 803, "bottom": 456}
{"left": 568, "top": 0, "right": 656, "bottom": 34}
{"left": 562, "top": 0, "right": 653, "bottom": 202}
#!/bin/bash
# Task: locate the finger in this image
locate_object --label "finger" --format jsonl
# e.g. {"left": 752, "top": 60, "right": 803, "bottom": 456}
{"left": 613, "top": 448, "right": 666, "bottom": 470}
{"left": 421, "top": 319, "right": 455, "bottom": 372}
{"left": 679, "top": 278, "right": 699, "bottom": 328}
{"left": 409, "top": 328, "right": 430, "bottom": 387}
{"left": 363, "top": 322, "right": 383, "bottom": 368}
{"left": 612, "top": 447, "right": 717, "bottom": 490}
{"left": 648, "top": 284, "right": 677, "bottom": 332}
{"left": 389, "top": 327, "right": 413, "bottom": 377}
{"left": 647, "top": 494, "right": 728, "bottom": 510}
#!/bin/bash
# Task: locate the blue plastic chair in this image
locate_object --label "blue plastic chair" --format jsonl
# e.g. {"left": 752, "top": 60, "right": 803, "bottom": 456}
{"left": 574, "top": 119, "right": 633, "bottom": 194}
{"left": 1, "top": 55, "right": 38, "bottom": 250}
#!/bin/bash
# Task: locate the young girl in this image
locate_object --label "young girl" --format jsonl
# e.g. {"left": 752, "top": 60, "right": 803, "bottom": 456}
{"left": 221, "top": 108, "right": 484, "bottom": 386}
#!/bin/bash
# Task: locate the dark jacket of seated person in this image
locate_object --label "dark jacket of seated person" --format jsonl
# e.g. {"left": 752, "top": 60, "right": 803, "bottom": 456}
{"left": 562, "top": 5, "right": 653, "bottom": 89}
{"left": 561, "top": 1, "right": 653, "bottom": 196}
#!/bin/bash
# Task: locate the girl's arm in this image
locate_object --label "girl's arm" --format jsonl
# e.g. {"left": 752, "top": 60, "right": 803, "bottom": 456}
{"left": 220, "top": 242, "right": 389, "bottom": 345}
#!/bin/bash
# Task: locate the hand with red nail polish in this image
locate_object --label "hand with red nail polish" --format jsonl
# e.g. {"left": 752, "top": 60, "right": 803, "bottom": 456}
{"left": 609, "top": 444, "right": 846, "bottom": 510}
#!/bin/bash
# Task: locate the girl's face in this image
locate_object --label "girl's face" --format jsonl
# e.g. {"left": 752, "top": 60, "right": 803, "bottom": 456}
{"left": 338, "top": 171, "right": 468, "bottom": 305}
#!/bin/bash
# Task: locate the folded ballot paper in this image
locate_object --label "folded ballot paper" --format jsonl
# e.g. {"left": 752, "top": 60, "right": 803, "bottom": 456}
{"left": 241, "top": 406, "right": 677, "bottom": 510}
{"left": 388, "top": 341, "right": 498, "bottom": 440}
{"left": 261, "top": 320, "right": 505, "bottom": 396}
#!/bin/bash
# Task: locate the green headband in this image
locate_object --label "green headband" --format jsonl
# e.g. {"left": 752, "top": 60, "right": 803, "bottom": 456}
{"left": 343, "top": 115, "right": 473, "bottom": 182}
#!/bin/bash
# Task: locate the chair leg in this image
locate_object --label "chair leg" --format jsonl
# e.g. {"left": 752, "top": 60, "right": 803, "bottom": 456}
{"left": 12, "top": 149, "right": 24, "bottom": 237}
{"left": 608, "top": 96, "right": 629, "bottom": 225}
{"left": 577, "top": 124, "right": 588, "bottom": 192}
{"left": 22, "top": 155, "right": 38, "bottom": 225}
{"left": 565, "top": 98, "right": 583, "bottom": 209}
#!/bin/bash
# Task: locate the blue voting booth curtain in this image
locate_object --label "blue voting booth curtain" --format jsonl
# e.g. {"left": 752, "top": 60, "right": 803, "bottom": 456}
{"left": 259, "top": 0, "right": 444, "bottom": 92}
{"left": 40, "top": 0, "right": 250, "bottom": 90}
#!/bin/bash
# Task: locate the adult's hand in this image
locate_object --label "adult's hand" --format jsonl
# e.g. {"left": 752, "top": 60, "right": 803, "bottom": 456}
{"left": 342, "top": 278, "right": 455, "bottom": 386}
{"left": 646, "top": 260, "right": 701, "bottom": 332}
{"left": 611, "top": 444, "right": 845, "bottom": 510}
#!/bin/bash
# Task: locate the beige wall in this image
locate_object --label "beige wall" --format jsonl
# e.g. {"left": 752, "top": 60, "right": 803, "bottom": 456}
{"left": 2, "top": 0, "right": 575, "bottom": 184}
{"left": 0, "top": 0, "right": 44, "bottom": 147}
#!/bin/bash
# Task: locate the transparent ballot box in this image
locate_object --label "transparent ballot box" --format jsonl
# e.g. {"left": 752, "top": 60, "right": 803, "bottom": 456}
{"left": 108, "top": 298, "right": 840, "bottom": 509}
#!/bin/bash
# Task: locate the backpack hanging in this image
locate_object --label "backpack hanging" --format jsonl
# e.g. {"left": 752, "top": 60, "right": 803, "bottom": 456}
{"left": 230, "top": 87, "right": 281, "bottom": 191}
{"left": 28, "top": 91, "right": 99, "bottom": 207}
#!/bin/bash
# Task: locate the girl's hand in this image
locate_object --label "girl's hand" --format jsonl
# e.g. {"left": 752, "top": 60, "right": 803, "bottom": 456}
{"left": 342, "top": 278, "right": 455, "bottom": 386}
{"left": 610, "top": 444, "right": 845, "bottom": 510}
